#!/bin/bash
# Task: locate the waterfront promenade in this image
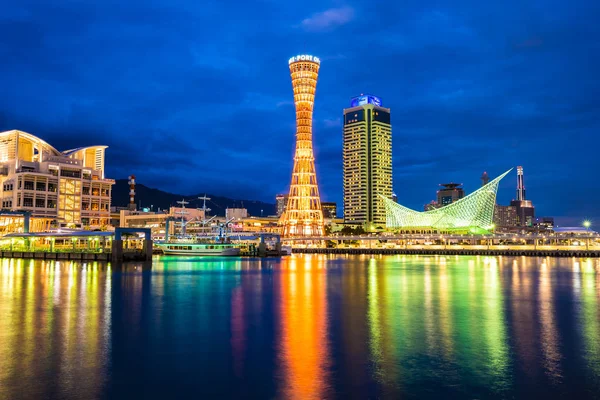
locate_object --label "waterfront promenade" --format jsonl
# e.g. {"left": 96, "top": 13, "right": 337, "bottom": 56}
{"left": 288, "top": 233, "right": 600, "bottom": 257}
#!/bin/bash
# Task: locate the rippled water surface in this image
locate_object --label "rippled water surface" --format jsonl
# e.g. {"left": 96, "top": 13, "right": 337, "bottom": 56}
{"left": 1, "top": 255, "right": 600, "bottom": 399}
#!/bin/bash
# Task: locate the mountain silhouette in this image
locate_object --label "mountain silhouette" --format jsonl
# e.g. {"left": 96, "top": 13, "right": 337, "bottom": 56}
{"left": 112, "top": 179, "right": 276, "bottom": 217}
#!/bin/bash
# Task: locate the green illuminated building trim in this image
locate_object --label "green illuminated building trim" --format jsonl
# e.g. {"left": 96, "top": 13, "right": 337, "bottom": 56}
{"left": 381, "top": 169, "right": 512, "bottom": 233}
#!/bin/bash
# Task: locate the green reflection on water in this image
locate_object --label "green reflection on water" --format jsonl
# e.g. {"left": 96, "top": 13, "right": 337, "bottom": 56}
{"left": 580, "top": 259, "right": 600, "bottom": 377}
{"left": 367, "top": 255, "right": 511, "bottom": 396}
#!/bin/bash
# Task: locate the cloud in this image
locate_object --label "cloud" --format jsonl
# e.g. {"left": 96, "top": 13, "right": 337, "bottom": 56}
{"left": 300, "top": 6, "right": 354, "bottom": 32}
{"left": 1, "top": 0, "right": 600, "bottom": 221}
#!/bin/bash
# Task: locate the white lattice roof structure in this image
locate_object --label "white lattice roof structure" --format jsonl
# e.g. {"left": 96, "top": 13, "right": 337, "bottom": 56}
{"left": 382, "top": 169, "right": 512, "bottom": 232}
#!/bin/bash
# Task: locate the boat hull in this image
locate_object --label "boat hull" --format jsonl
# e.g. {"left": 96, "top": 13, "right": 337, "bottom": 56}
{"left": 156, "top": 244, "right": 241, "bottom": 256}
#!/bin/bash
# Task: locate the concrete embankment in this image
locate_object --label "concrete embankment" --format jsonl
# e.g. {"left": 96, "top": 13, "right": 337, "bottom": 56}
{"left": 0, "top": 251, "right": 147, "bottom": 262}
{"left": 294, "top": 247, "right": 600, "bottom": 258}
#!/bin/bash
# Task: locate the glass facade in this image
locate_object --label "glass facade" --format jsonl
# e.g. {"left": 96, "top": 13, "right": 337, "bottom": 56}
{"left": 58, "top": 178, "right": 81, "bottom": 224}
{"left": 344, "top": 110, "right": 365, "bottom": 124}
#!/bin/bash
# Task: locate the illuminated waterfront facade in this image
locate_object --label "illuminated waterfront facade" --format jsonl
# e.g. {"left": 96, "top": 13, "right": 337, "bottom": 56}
{"left": 383, "top": 169, "right": 511, "bottom": 233}
{"left": 280, "top": 55, "right": 324, "bottom": 236}
{"left": 0, "top": 130, "right": 114, "bottom": 229}
{"left": 343, "top": 95, "right": 392, "bottom": 229}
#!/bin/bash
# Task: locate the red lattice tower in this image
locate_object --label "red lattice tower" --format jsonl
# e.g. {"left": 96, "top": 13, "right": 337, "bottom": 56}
{"left": 280, "top": 55, "right": 324, "bottom": 237}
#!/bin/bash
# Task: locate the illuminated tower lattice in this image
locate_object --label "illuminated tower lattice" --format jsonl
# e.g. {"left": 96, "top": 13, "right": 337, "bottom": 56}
{"left": 280, "top": 55, "right": 324, "bottom": 237}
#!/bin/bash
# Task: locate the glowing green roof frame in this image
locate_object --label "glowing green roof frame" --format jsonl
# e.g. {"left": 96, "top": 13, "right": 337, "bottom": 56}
{"left": 381, "top": 169, "right": 512, "bottom": 233}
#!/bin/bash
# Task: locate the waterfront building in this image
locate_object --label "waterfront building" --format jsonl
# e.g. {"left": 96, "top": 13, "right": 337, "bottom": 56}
{"left": 424, "top": 182, "right": 465, "bottom": 210}
{"left": 120, "top": 207, "right": 206, "bottom": 239}
{"left": 321, "top": 202, "right": 337, "bottom": 219}
{"left": 534, "top": 216, "right": 554, "bottom": 230}
{"left": 343, "top": 94, "right": 392, "bottom": 230}
{"left": 424, "top": 200, "right": 439, "bottom": 211}
{"left": 280, "top": 54, "right": 324, "bottom": 236}
{"left": 510, "top": 166, "right": 535, "bottom": 226}
{"left": 226, "top": 208, "right": 248, "bottom": 220}
{"left": 383, "top": 169, "right": 511, "bottom": 233}
{"left": 275, "top": 194, "right": 288, "bottom": 217}
{"left": 0, "top": 129, "right": 114, "bottom": 230}
{"left": 494, "top": 205, "right": 518, "bottom": 228}
{"left": 437, "top": 183, "right": 465, "bottom": 206}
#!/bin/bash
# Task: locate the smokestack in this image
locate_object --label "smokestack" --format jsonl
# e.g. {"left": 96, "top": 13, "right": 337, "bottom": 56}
{"left": 516, "top": 166, "right": 525, "bottom": 201}
{"left": 128, "top": 175, "right": 136, "bottom": 211}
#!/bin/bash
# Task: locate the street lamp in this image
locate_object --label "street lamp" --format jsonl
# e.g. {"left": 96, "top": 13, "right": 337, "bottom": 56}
{"left": 583, "top": 220, "right": 591, "bottom": 231}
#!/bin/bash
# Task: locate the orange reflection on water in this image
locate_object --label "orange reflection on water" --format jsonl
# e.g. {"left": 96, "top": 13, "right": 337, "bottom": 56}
{"left": 277, "top": 254, "right": 330, "bottom": 400}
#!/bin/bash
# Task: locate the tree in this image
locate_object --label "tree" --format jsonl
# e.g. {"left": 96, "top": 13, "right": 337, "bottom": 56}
{"left": 340, "top": 226, "right": 354, "bottom": 235}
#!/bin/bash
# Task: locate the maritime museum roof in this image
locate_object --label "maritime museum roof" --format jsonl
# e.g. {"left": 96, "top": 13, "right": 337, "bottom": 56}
{"left": 382, "top": 169, "right": 512, "bottom": 233}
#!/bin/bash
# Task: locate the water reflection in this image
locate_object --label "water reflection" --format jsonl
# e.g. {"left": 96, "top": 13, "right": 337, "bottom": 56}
{"left": 539, "top": 259, "right": 561, "bottom": 381}
{"left": 0, "top": 259, "right": 111, "bottom": 399}
{"left": 0, "top": 255, "right": 600, "bottom": 399}
{"left": 579, "top": 259, "right": 600, "bottom": 378}
{"left": 276, "top": 255, "right": 330, "bottom": 399}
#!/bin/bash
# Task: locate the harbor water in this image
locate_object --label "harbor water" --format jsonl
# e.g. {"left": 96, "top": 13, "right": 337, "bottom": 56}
{"left": 0, "top": 255, "right": 599, "bottom": 399}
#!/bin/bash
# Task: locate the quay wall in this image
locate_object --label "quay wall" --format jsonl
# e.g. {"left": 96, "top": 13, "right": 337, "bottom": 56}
{"left": 0, "top": 251, "right": 148, "bottom": 262}
{"left": 294, "top": 247, "right": 600, "bottom": 258}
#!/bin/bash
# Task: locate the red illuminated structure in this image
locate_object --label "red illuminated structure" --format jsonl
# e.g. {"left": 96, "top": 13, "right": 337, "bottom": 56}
{"left": 128, "top": 175, "right": 136, "bottom": 211}
{"left": 280, "top": 55, "right": 324, "bottom": 237}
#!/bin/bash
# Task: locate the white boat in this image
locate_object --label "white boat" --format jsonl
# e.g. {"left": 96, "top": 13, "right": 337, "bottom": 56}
{"left": 155, "top": 196, "right": 241, "bottom": 257}
{"left": 157, "top": 242, "right": 240, "bottom": 256}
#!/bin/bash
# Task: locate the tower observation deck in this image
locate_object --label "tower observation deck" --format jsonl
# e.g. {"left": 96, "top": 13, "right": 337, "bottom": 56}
{"left": 280, "top": 55, "right": 324, "bottom": 237}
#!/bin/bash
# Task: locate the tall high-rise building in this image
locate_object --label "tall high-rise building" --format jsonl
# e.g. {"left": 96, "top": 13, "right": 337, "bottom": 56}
{"left": 343, "top": 95, "right": 392, "bottom": 229}
{"left": 510, "top": 166, "right": 535, "bottom": 226}
{"left": 279, "top": 55, "right": 324, "bottom": 236}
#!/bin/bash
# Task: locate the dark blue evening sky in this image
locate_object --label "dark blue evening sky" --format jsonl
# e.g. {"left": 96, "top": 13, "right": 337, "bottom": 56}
{"left": 1, "top": 0, "right": 599, "bottom": 224}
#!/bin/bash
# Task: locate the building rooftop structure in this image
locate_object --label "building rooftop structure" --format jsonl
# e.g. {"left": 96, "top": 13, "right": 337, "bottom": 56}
{"left": 0, "top": 129, "right": 114, "bottom": 231}
{"left": 383, "top": 169, "right": 512, "bottom": 233}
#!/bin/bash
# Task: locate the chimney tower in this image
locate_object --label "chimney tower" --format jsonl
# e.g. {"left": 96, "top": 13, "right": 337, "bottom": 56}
{"left": 128, "top": 175, "right": 136, "bottom": 211}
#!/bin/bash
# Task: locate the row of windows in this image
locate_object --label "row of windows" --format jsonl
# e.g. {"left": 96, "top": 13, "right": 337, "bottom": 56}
{"left": 82, "top": 202, "right": 110, "bottom": 211}
{"left": 167, "top": 245, "right": 234, "bottom": 250}
{"left": 81, "top": 218, "right": 109, "bottom": 226}
{"left": 5, "top": 198, "right": 110, "bottom": 210}
{"left": 17, "top": 198, "right": 58, "bottom": 208}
